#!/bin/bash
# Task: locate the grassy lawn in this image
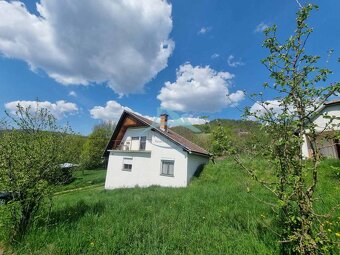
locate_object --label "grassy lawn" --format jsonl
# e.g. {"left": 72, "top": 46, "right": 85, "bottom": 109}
{"left": 4, "top": 159, "right": 340, "bottom": 254}
{"left": 54, "top": 169, "right": 107, "bottom": 193}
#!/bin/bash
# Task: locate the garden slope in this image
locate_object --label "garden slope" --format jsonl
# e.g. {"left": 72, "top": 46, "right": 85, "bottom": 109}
{"left": 8, "top": 159, "right": 339, "bottom": 254}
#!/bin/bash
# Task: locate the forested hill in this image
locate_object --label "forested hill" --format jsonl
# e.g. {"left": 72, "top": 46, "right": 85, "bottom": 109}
{"left": 171, "top": 118, "right": 261, "bottom": 151}
{"left": 171, "top": 118, "right": 259, "bottom": 136}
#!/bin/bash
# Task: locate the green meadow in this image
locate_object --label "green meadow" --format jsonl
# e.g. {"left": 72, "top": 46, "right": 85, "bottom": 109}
{"left": 3, "top": 159, "right": 339, "bottom": 254}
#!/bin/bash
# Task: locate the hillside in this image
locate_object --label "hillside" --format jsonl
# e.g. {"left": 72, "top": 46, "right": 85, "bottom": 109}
{"left": 4, "top": 158, "right": 339, "bottom": 254}
{"left": 171, "top": 118, "right": 262, "bottom": 151}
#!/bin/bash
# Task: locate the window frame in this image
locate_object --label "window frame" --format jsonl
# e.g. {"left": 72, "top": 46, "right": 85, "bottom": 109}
{"left": 160, "top": 160, "right": 175, "bottom": 177}
{"left": 122, "top": 157, "right": 133, "bottom": 171}
{"left": 139, "top": 136, "right": 147, "bottom": 150}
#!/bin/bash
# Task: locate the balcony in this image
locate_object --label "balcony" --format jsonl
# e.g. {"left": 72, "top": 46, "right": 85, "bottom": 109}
{"left": 108, "top": 138, "right": 151, "bottom": 154}
{"left": 116, "top": 144, "right": 132, "bottom": 151}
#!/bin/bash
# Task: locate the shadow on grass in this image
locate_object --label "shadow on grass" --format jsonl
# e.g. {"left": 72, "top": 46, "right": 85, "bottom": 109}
{"left": 38, "top": 200, "right": 106, "bottom": 227}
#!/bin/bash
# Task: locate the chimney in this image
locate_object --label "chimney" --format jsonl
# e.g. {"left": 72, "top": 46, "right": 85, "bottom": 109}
{"left": 160, "top": 113, "right": 168, "bottom": 131}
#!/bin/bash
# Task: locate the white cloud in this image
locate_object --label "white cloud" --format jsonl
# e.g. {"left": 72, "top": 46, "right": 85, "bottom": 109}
{"left": 170, "top": 117, "right": 207, "bottom": 126}
{"left": 198, "top": 26, "right": 212, "bottom": 35}
{"left": 250, "top": 100, "right": 283, "bottom": 116}
{"left": 89, "top": 100, "right": 208, "bottom": 126}
{"left": 249, "top": 99, "right": 297, "bottom": 121}
{"left": 227, "top": 55, "right": 245, "bottom": 67}
{"left": 157, "top": 63, "right": 245, "bottom": 112}
{"left": 249, "top": 99, "right": 327, "bottom": 122}
{"left": 90, "top": 100, "right": 133, "bottom": 122}
{"left": 89, "top": 100, "right": 162, "bottom": 123}
{"left": 69, "top": 91, "right": 77, "bottom": 97}
{"left": 254, "top": 22, "right": 269, "bottom": 33}
{"left": 0, "top": 0, "right": 174, "bottom": 95}
{"left": 211, "top": 53, "right": 220, "bottom": 59}
{"left": 5, "top": 100, "right": 78, "bottom": 119}
{"left": 226, "top": 90, "right": 245, "bottom": 106}
{"left": 144, "top": 116, "right": 207, "bottom": 127}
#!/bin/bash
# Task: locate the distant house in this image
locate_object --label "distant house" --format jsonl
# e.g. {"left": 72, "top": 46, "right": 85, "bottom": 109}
{"left": 302, "top": 100, "right": 340, "bottom": 159}
{"left": 103, "top": 110, "right": 210, "bottom": 189}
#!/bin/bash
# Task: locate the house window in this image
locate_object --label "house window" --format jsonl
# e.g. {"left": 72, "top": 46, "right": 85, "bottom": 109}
{"left": 131, "top": 137, "right": 139, "bottom": 140}
{"left": 161, "top": 160, "right": 174, "bottom": 177}
{"left": 122, "top": 157, "right": 133, "bottom": 171}
{"left": 140, "top": 136, "right": 146, "bottom": 150}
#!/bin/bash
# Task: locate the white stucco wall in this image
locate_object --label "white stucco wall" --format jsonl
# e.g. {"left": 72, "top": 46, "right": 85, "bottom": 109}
{"left": 301, "top": 134, "right": 310, "bottom": 158}
{"left": 312, "top": 104, "right": 340, "bottom": 132}
{"left": 302, "top": 103, "right": 340, "bottom": 159}
{"left": 186, "top": 153, "right": 209, "bottom": 183}
{"left": 105, "top": 127, "right": 192, "bottom": 189}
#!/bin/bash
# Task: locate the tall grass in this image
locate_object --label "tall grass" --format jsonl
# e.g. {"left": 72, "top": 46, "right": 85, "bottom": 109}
{"left": 3, "top": 159, "right": 339, "bottom": 254}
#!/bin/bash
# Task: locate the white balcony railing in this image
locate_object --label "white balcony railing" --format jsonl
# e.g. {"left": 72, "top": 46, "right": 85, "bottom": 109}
{"left": 113, "top": 138, "right": 147, "bottom": 152}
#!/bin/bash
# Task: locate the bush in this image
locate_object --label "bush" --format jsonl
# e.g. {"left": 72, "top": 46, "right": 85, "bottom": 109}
{"left": 0, "top": 102, "right": 74, "bottom": 241}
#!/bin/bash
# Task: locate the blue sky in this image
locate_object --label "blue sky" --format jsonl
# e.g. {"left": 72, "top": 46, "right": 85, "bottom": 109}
{"left": 0, "top": 0, "right": 339, "bottom": 135}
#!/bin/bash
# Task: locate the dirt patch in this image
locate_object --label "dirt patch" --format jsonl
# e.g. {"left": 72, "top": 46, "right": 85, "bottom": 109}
{"left": 0, "top": 246, "right": 4, "bottom": 255}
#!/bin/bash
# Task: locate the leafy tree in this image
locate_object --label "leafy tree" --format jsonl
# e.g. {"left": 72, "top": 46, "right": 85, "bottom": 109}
{"left": 210, "top": 124, "right": 234, "bottom": 160}
{"left": 80, "top": 122, "right": 115, "bottom": 170}
{"left": 217, "top": 3, "right": 339, "bottom": 254}
{"left": 62, "top": 134, "right": 87, "bottom": 164}
{"left": 0, "top": 102, "right": 73, "bottom": 240}
{"left": 209, "top": 121, "right": 269, "bottom": 157}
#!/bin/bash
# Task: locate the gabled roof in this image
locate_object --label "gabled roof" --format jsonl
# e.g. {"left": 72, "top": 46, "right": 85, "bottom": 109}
{"left": 324, "top": 99, "right": 340, "bottom": 106}
{"left": 103, "top": 110, "right": 210, "bottom": 157}
{"left": 311, "top": 99, "right": 340, "bottom": 121}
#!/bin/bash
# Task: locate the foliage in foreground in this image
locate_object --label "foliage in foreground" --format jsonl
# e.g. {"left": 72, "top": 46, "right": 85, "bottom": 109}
{"left": 215, "top": 4, "right": 340, "bottom": 254}
{"left": 2, "top": 159, "right": 339, "bottom": 254}
{"left": 0, "top": 103, "right": 74, "bottom": 240}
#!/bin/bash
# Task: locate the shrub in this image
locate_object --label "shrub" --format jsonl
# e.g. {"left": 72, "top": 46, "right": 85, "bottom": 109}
{"left": 0, "top": 102, "right": 73, "bottom": 241}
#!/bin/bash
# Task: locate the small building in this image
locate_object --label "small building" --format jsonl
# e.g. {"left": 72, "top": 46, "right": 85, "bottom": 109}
{"left": 302, "top": 100, "right": 340, "bottom": 159}
{"left": 103, "top": 110, "right": 210, "bottom": 189}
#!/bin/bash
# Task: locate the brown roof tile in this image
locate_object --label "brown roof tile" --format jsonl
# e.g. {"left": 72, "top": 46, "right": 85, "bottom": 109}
{"left": 164, "top": 129, "right": 210, "bottom": 156}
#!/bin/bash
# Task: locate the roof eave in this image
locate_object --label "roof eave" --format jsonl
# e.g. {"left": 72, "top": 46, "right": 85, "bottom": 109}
{"left": 187, "top": 150, "right": 211, "bottom": 158}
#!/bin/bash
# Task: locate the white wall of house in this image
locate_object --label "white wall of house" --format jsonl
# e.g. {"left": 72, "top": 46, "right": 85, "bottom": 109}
{"left": 301, "top": 134, "right": 311, "bottom": 158}
{"left": 313, "top": 104, "right": 340, "bottom": 132}
{"left": 105, "top": 127, "right": 198, "bottom": 189}
{"left": 186, "top": 153, "right": 209, "bottom": 183}
{"left": 302, "top": 103, "right": 340, "bottom": 159}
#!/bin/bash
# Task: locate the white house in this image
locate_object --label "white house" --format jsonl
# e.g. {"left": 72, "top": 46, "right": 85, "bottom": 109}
{"left": 302, "top": 100, "right": 340, "bottom": 159}
{"left": 103, "top": 110, "right": 210, "bottom": 189}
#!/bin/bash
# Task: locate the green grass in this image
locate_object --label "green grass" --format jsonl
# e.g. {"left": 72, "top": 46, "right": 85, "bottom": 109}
{"left": 4, "top": 159, "right": 340, "bottom": 254}
{"left": 54, "top": 169, "right": 107, "bottom": 193}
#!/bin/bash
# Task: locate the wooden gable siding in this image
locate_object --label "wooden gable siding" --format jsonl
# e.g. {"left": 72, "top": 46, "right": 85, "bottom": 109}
{"left": 112, "top": 115, "right": 147, "bottom": 149}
